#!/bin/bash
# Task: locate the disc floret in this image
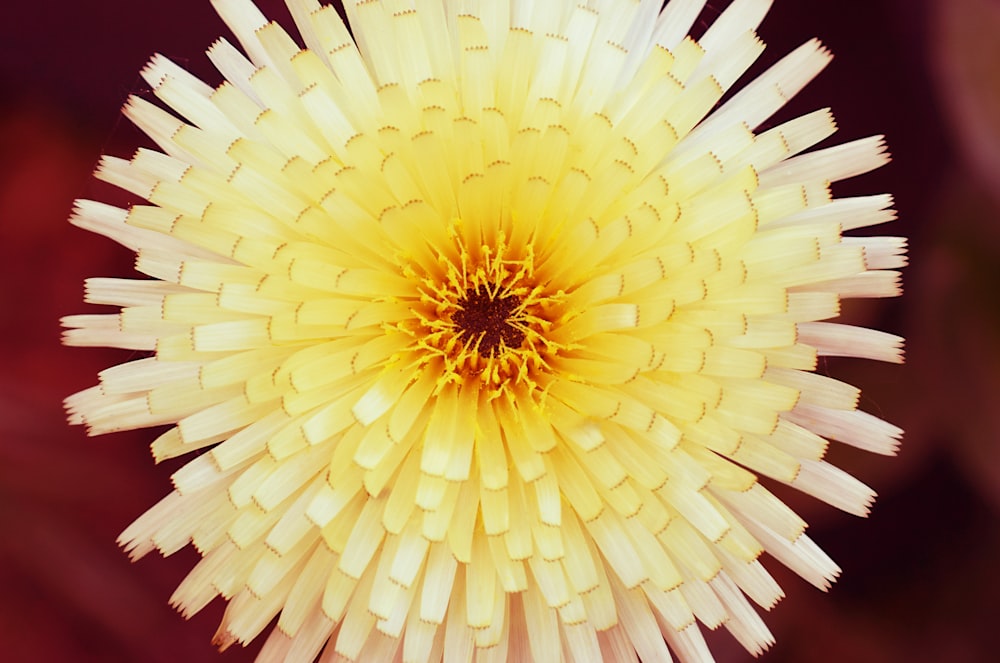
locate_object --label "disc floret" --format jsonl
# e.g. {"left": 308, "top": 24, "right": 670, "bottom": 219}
{"left": 401, "top": 230, "right": 568, "bottom": 398}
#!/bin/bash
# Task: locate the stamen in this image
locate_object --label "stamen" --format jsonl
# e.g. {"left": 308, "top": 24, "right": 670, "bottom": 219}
{"left": 395, "top": 225, "right": 570, "bottom": 395}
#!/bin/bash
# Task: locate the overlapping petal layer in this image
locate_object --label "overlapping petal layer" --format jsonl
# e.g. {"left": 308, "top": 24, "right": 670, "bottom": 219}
{"left": 65, "top": 0, "right": 903, "bottom": 661}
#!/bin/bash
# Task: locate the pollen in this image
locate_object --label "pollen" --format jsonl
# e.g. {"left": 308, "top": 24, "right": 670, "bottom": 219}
{"left": 400, "top": 228, "right": 569, "bottom": 397}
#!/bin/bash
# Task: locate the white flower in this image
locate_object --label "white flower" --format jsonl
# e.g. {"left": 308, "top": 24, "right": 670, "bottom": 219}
{"left": 65, "top": 0, "right": 904, "bottom": 660}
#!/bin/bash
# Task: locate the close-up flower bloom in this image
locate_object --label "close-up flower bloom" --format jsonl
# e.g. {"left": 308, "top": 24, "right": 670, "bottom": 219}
{"left": 63, "top": 0, "right": 905, "bottom": 661}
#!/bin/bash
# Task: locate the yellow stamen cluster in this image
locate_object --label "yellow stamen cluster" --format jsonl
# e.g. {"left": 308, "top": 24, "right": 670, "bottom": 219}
{"left": 401, "top": 227, "right": 568, "bottom": 397}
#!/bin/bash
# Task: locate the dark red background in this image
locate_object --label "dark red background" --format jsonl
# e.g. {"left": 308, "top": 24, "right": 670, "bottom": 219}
{"left": 1, "top": 1, "right": 997, "bottom": 661}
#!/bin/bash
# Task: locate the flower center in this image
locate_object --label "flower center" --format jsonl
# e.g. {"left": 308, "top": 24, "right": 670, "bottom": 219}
{"left": 451, "top": 288, "right": 526, "bottom": 354}
{"left": 396, "top": 229, "right": 571, "bottom": 397}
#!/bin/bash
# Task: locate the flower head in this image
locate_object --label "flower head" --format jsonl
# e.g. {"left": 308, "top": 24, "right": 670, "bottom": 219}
{"left": 65, "top": 0, "right": 904, "bottom": 660}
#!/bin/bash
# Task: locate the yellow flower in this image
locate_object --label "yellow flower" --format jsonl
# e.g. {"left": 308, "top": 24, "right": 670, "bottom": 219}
{"left": 64, "top": 0, "right": 904, "bottom": 661}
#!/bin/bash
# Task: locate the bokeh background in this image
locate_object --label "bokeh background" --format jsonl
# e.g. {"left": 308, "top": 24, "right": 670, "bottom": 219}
{"left": 2, "top": 0, "right": 998, "bottom": 661}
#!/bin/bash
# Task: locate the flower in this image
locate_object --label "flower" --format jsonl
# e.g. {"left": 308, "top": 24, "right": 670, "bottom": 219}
{"left": 64, "top": 0, "right": 904, "bottom": 661}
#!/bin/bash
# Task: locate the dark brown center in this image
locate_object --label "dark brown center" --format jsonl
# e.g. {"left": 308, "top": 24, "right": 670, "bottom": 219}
{"left": 451, "top": 288, "right": 525, "bottom": 354}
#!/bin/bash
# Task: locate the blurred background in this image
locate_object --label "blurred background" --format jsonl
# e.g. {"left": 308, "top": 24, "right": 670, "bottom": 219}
{"left": 1, "top": 0, "right": 997, "bottom": 661}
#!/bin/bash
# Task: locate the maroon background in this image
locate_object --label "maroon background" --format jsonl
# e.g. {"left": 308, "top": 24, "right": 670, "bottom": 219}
{"left": 1, "top": 1, "right": 996, "bottom": 661}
